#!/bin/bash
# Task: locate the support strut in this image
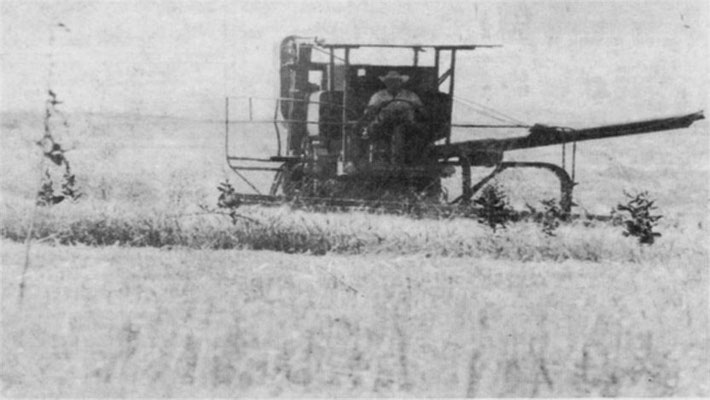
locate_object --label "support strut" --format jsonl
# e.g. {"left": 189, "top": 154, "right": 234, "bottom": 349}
{"left": 460, "top": 154, "right": 472, "bottom": 203}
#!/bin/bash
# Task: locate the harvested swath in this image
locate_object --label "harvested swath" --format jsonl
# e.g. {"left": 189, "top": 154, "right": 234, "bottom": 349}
{"left": 0, "top": 199, "right": 705, "bottom": 263}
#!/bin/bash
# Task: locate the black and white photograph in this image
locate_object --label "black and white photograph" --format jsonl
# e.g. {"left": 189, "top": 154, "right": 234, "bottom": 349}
{"left": 1, "top": 0, "right": 707, "bottom": 397}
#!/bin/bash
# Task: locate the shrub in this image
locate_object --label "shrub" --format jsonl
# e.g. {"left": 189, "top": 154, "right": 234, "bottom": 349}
{"left": 539, "top": 198, "right": 564, "bottom": 237}
{"left": 473, "top": 183, "right": 515, "bottom": 231}
{"left": 615, "top": 191, "right": 662, "bottom": 245}
{"left": 36, "top": 90, "right": 82, "bottom": 206}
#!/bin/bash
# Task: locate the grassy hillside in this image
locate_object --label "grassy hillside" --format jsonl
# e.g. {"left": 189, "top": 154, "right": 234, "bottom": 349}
{"left": 2, "top": 241, "right": 707, "bottom": 397}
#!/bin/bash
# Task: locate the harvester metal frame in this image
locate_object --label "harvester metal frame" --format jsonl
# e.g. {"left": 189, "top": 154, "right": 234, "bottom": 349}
{"left": 224, "top": 35, "right": 704, "bottom": 216}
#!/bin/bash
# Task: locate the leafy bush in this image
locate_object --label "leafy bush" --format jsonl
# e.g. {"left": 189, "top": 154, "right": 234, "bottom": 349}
{"left": 539, "top": 198, "right": 564, "bottom": 236}
{"left": 217, "top": 180, "right": 243, "bottom": 224}
{"left": 615, "top": 191, "right": 662, "bottom": 245}
{"left": 37, "top": 169, "right": 82, "bottom": 206}
{"left": 473, "top": 183, "right": 515, "bottom": 231}
{"left": 36, "top": 90, "right": 82, "bottom": 206}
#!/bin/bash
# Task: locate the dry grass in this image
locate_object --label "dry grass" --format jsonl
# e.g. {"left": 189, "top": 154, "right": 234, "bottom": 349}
{"left": 1, "top": 198, "right": 706, "bottom": 264}
{"left": 1, "top": 240, "right": 707, "bottom": 397}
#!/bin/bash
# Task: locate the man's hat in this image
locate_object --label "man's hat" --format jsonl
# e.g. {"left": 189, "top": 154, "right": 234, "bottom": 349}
{"left": 379, "top": 71, "right": 409, "bottom": 83}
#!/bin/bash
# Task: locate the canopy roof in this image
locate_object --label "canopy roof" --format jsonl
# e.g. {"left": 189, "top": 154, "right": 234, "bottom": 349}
{"left": 319, "top": 43, "right": 501, "bottom": 50}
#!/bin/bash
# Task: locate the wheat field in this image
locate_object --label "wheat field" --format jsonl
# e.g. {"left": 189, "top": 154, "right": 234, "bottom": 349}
{"left": 1, "top": 111, "right": 708, "bottom": 396}
{"left": 2, "top": 240, "right": 708, "bottom": 397}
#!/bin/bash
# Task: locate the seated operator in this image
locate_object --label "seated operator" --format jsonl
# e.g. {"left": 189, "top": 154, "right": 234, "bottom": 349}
{"left": 364, "top": 71, "right": 426, "bottom": 164}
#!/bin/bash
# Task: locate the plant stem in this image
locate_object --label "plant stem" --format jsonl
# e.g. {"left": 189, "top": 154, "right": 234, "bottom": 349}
{"left": 19, "top": 158, "right": 47, "bottom": 305}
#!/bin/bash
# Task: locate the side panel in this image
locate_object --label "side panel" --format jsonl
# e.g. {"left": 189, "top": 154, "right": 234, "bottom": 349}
{"left": 306, "top": 91, "right": 343, "bottom": 139}
{"left": 306, "top": 91, "right": 343, "bottom": 158}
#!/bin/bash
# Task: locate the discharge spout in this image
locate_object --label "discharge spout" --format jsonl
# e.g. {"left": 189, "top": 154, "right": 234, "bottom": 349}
{"left": 436, "top": 110, "right": 704, "bottom": 162}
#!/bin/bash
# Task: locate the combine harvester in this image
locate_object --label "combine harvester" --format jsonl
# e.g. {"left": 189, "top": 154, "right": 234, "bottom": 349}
{"left": 223, "top": 36, "right": 704, "bottom": 217}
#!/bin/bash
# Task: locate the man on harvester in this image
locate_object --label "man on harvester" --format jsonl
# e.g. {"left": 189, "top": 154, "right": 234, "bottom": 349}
{"left": 363, "top": 71, "right": 427, "bottom": 165}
